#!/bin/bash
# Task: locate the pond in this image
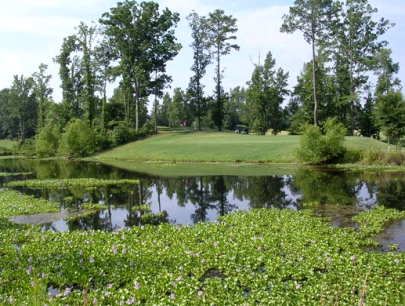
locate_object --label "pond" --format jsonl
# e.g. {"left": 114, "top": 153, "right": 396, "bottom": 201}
{"left": 1, "top": 158, "right": 405, "bottom": 251}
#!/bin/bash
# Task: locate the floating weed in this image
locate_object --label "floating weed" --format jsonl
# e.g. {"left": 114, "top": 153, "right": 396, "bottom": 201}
{"left": 0, "top": 209, "right": 404, "bottom": 305}
{"left": 0, "top": 190, "right": 60, "bottom": 218}
{"left": 0, "top": 172, "right": 32, "bottom": 177}
{"left": 353, "top": 206, "right": 405, "bottom": 237}
{"left": 6, "top": 178, "right": 139, "bottom": 189}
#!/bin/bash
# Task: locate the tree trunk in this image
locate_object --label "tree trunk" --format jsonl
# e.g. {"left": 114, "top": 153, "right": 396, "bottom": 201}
{"left": 311, "top": 35, "right": 318, "bottom": 126}
{"left": 217, "top": 48, "right": 222, "bottom": 131}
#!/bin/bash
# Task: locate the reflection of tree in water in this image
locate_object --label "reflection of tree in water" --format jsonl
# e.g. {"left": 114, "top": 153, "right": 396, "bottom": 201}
{"left": 292, "top": 168, "right": 360, "bottom": 206}
{"left": 233, "top": 176, "right": 292, "bottom": 209}
{"left": 66, "top": 211, "right": 114, "bottom": 231}
{"left": 211, "top": 176, "right": 237, "bottom": 216}
{"left": 162, "top": 177, "right": 189, "bottom": 206}
{"left": 188, "top": 177, "right": 215, "bottom": 224}
{"left": 376, "top": 175, "right": 405, "bottom": 211}
{"left": 124, "top": 179, "right": 154, "bottom": 227}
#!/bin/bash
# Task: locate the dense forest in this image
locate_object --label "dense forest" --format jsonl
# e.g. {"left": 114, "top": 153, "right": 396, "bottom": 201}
{"left": 0, "top": 0, "right": 404, "bottom": 157}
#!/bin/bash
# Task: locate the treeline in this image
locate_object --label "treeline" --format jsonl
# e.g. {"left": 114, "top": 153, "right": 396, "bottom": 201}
{"left": 0, "top": 0, "right": 404, "bottom": 157}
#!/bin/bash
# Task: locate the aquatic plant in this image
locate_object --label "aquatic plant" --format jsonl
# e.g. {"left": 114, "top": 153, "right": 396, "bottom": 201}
{"left": 0, "top": 190, "right": 59, "bottom": 218}
{"left": 0, "top": 209, "right": 404, "bottom": 305}
{"left": 6, "top": 178, "right": 139, "bottom": 189}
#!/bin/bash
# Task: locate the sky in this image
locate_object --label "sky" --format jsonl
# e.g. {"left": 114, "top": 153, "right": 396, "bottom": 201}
{"left": 1, "top": 0, "right": 405, "bottom": 106}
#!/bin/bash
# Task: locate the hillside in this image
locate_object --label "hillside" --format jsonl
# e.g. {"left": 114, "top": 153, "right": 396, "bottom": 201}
{"left": 94, "top": 132, "right": 389, "bottom": 164}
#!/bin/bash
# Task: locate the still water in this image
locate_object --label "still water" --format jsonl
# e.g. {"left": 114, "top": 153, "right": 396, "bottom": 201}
{"left": 1, "top": 159, "right": 404, "bottom": 250}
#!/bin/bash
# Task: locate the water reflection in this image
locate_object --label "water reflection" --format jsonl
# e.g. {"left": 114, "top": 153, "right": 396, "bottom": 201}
{"left": 1, "top": 160, "right": 405, "bottom": 236}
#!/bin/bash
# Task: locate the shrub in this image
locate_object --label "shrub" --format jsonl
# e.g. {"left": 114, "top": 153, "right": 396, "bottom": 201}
{"left": 108, "top": 120, "right": 136, "bottom": 147}
{"left": 58, "top": 119, "right": 97, "bottom": 157}
{"left": 36, "top": 125, "right": 61, "bottom": 157}
{"left": 12, "top": 139, "right": 36, "bottom": 156}
{"left": 296, "top": 118, "right": 347, "bottom": 164}
{"left": 341, "top": 149, "right": 363, "bottom": 164}
{"left": 138, "top": 122, "right": 156, "bottom": 138}
{"left": 0, "top": 146, "right": 12, "bottom": 156}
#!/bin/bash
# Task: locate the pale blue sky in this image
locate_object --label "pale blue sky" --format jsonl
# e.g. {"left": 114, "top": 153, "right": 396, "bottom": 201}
{"left": 1, "top": 0, "right": 404, "bottom": 104}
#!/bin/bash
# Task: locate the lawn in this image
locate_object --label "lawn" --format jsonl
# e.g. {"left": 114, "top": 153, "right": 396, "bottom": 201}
{"left": 94, "top": 132, "right": 389, "bottom": 164}
{"left": 0, "top": 139, "right": 17, "bottom": 149}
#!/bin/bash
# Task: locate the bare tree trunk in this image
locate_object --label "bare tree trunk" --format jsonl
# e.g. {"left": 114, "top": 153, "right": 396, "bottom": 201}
{"left": 311, "top": 35, "right": 318, "bottom": 126}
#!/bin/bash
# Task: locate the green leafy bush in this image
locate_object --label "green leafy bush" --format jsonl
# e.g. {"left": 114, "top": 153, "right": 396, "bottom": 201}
{"left": 58, "top": 119, "right": 97, "bottom": 157}
{"left": 296, "top": 118, "right": 347, "bottom": 164}
{"left": 36, "top": 125, "right": 61, "bottom": 157}
{"left": 12, "top": 139, "right": 36, "bottom": 156}
{"left": 108, "top": 120, "right": 137, "bottom": 147}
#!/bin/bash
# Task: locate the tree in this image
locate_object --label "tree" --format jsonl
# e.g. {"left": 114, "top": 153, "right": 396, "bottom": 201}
{"left": 281, "top": 0, "right": 336, "bottom": 126}
{"left": 0, "top": 88, "right": 17, "bottom": 139}
{"left": 168, "top": 88, "right": 186, "bottom": 127}
{"left": 206, "top": 9, "right": 239, "bottom": 131}
{"left": 100, "top": 0, "right": 181, "bottom": 131}
{"left": 9, "top": 75, "right": 37, "bottom": 142}
{"left": 32, "top": 63, "right": 53, "bottom": 132}
{"left": 245, "top": 52, "right": 289, "bottom": 135}
{"left": 373, "top": 90, "right": 405, "bottom": 149}
{"left": 332, "top": 0, "right": 393, "bottom": 133}
{"left": 187, "top": 11, "right": 211, "bottom": 131}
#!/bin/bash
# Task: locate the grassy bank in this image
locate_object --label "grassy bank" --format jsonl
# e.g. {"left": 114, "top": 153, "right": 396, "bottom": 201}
{"left": 94, "top": 132, "right": 389, "bottom": 164}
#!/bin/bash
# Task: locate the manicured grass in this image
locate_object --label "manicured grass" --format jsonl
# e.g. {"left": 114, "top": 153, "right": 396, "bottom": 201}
{"left": 94, "top": 132, "right": 389, "bottom": 164}
{"left": 0, "top": 139, "right": 17, "bottom": 150}
{"left": 97, "top": 161, "right": 299, "bottom": 177}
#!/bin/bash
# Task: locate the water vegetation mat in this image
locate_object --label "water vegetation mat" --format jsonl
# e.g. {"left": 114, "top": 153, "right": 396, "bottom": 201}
{"left": 0, "top": 208, "right": 404, "bottom": 305}
{"left": 0, "top": 190, "right": 60, "bottom": 218}
{"left": 5, "top": 178, "right": 139, "bottom": 189}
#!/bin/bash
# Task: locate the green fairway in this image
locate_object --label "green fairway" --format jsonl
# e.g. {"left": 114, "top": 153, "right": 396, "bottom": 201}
{"left": 94, "top": 132, "right": 389, "bottom": 164}
{"left": 0, "top": 139, "right": 16, "bottom": 149}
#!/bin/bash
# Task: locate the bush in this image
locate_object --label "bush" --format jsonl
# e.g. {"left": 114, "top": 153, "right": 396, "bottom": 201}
{"left": 108, "top": 121, "right": 137, "bottom": 147}
{"left": 138, "top": 122, "right": 156, "bottom": 138}
{"left": 341, "top": 149, "right": 363, "bottom": 164}
{"left": 296, "top": 118, "right": 347, "bottom": 164}
{"left": 59, "top": 119, "right": 97, "bottom": 157}
{"left": 36, "top": 125, "right": 61, "bottom": 157}
{"left": 12, "top": 139, "right": 36, "bottom": 156}
{"left": 0, "top": 146, "right": 12, "bottom": 156}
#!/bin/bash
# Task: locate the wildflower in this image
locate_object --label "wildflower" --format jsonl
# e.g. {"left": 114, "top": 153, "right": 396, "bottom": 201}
{"left": 177, "top": 275, "right": 182, "bottom": 281}
{"left": 198, "top": 290, "right": 203, "bottom": 297}
{"left": 93, "top": 298, "right": 98, "bottom": 304}
{"left": 42, "top": 273, "right": 46, "bottom": 279}
{"left": 326, "top": 257, "right": 331, "bottom": 263}
{"left": 258, "top": 246, "right": 262, "bottom": 251}
{"left": 105, "top": 292, "right": 110, "bottom": 297}
{"left": 129, "top": 261, "right": 134, "bottom": 266}
{"left": 213, "top": 241, "right": 218, "bottom": 247}
{"left": 350, "top": 255, "right": 357, "bottom": 261}
{"left": 117, "top": 262, "right": 122, "bottom": 266}
{"left": 90, "top": 258, "right": 95, "bottom": 263}
{"left": 108, "top": 283, "right": 113, "bottom": 289}
{"left": 296, "top": 283, "right": 301, "bottom": 289}
{"left": 171, "top": 282, "right": 176, "bottom": 287}
{"left": 28, "top": 257, "right": 33, "bottom": 263}
{"left": 170, "top": 293, "right": 175, "bottom": 300}
{"left": 79, "top": 250, "right": 83, "bottom": 255}
{"left": 27, "top": 265, "right": 33, "bottom": 275}
{"left": 395, "top": 258, "right": 400, "bottom": 264}
{"left": 68, "top": 240, "right": 72, "bottom": 244}
{"left": 134, "top": 282, "right": 140, "bottom": 290}
{"left": 64, "top": 287, "right": 71, "bottom": 296}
